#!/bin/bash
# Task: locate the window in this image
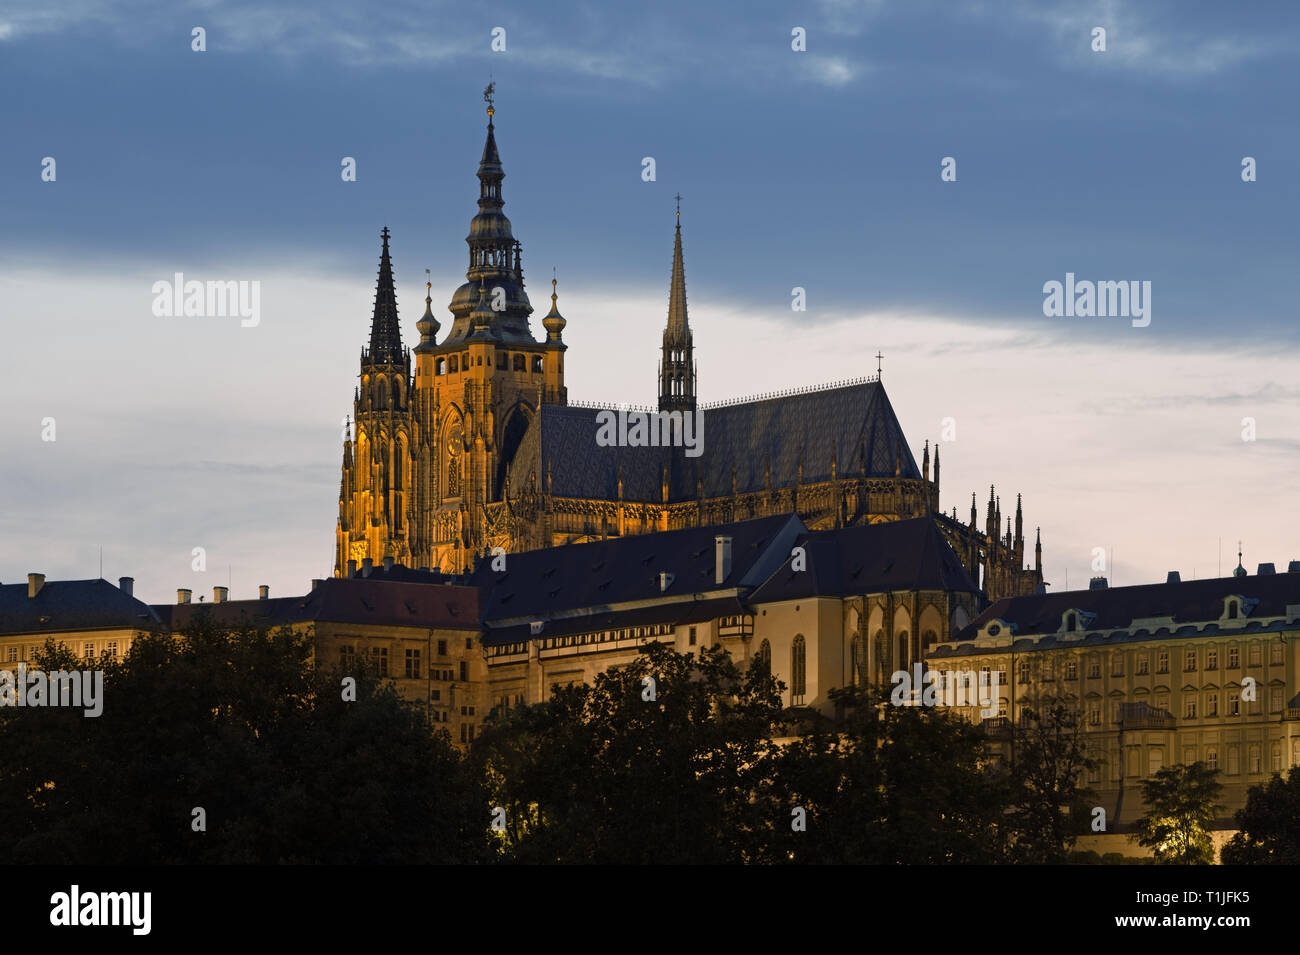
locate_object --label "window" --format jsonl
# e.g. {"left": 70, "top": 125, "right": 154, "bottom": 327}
{"left": 1250, "top": 643, "right": 1262, "bottom": 667}
{"left": 1136, "top": 655, "right": 1149, "bottom": 675}
{"left": 1271, "top": 688, "right": 1283, "bottom": 713}
{"left": 1148, "top": 748, "right": 1164, "bottom": 775}
{"left": 405, "top": 649, "right": 421, "bottom": 679}
{"left": 1206, "top": 692, "right": 1218, "bottom": 717}
{"left": 459, "top": 661, "right": 469, "bottom": 682}
{"left": 753, "top": 639, "right": 770, "bottom": 676}
{"left": 369, "top": 647, "right": 389, "bottom": 677}
{"left": 1184, "top": 649, "right": 1197, "bottom": 672}
{"left": 1228, "top": 646, "right": 1240, "bottom": 669}
{"left": 1087, "top": 701, "right": 1101, "bottom": 726}
{"left": 1126, "top": 747, "right": 1141, "bottom": 777}
{"left": 1156, "top": 651, "right": 1169, "bottom": 674}
{"left": 5, "top": 646, "right": 16, "bottom": 663}
{"left": 1156, "top": 693, "right": 1170, "bottom": 712}
{"left": 1206, "top": 648, "right": 1218, "bottom": 670}
{"left": 1018, "top": 662, "right": 1030, "bottom": 685}
{"left": 1229, "top": 695, "right": 1240, "bottom": 716}
{"left": 105, "top": 642, "right": 117, "bottom": 659}
{"left": 465, "top": 638, "right": 473, "bottom": 650}
{"left": 1206, "top": 747, "right": 1218, "bottom": 770}
{"left": 1184, "top": 698, "right": 1197, "bottom": 719}
{"left": 1272, "top": 742, "right": 1282, "bottom": 772}
{"left": 340, "top": 645, "right": 356, "bottom": 670}
{"left": 1065, "top": 613, "right": 1077, "bottom": 631}
{"left": 1271, "top": 642, "right": 1284, "bottom": 665}
{"left": 1183, "top": 746, "right": 1196, "bottom": 766}
{"left": 84, "top": 643, "right": 95, "bottom": 660}
{"left": 437, "top": 639, "right": 448, "bottom": 656}
{"left": 1248, "top": 744, "right": 1261, "bottom": 774}
{"left": 431, "top": 689, "right": 441, "bottom": 701}
{"left": 1065, "top": 660, "right": 1078, "bottom": 680}
{"left": 1227, "top": 601, "right": 1238, "bottom": 619}
{"left": 791, "top": 635, "right": 807, "bottom": 705}
{"left": 1087, "top": 659, "right": 1101, "bottom": 679}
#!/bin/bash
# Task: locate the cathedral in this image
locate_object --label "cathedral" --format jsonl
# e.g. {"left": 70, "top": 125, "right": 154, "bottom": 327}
{"left": 334, "top": 96, "right": 1043, "bottom": 603}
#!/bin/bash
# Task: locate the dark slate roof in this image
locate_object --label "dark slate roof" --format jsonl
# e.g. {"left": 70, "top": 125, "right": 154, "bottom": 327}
{"left": 152, "top": 577, "right": 481, "bottom": 632}
{"left": 956, "top": 571, "right": 1300, "bottom": 644}
{"left": 470, "top": 513, "right": 800, "bottom": 623}
{"left": 482, "top": 596, "right": 747, "bottom": 647}
{"left": 0, "top": 579, "right": 163, "bottom": 636}
{"left": 506, "top": 379, "right": 920, "bottom": 502}
{"left": 749, "top": 516, "right": 981, "bottom": 603}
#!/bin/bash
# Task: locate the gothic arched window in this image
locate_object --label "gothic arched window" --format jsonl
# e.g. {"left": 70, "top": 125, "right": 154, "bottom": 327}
{"left": 449, "top": 355, "right": 459, "bottom": 373}
{"left": 851, "top": 634, "right": 864, "bottom": 686}
{"left": 756, "top": 639, "right": 771, "bottom": 676}
{"left": 513, "top": 354, "right": 526, "bottom": 371}
{"left": 532, "top": 356, "right": 543, "bottom": 373}
{"left": 791, "top": 635, "right": 806, "bottom": 704}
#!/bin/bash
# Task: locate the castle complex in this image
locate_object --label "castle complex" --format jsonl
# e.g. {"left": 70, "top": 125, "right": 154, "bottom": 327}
{"left": 333, "top": 96, "right": 1043, "bottom": 609}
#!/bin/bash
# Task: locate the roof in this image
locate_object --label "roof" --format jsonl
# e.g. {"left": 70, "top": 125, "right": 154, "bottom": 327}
{"left": 0, "top": 579, "right": 163, "bottom": 636}
{"left": 470, "top": 513, "right": 803, "bottom": 624}
{"left": 954, "top": 571, "right": 1300, "bottom": 645}
{"left": 482, "top": 596, "right": 747, "bottom": 648}
{"left": 152, "top": 577, "right": 482, "bottom": 633}
{"left": 506, "top": 379, "right": 920, "bottom": 502}
{"left": 749, "top": 517, "right": 982, "bottom": 603}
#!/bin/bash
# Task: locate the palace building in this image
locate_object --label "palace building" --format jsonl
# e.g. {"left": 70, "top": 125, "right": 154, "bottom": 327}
{"left": 333, "top": 94, "right": 1043, "bottom": 604}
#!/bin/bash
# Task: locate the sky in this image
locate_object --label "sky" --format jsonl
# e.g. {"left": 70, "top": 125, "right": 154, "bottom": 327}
{"left": 1, "top": 0, "right": 1297, "bottom": 604}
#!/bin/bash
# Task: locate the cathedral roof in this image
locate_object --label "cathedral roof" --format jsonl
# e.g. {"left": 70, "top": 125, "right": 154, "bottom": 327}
{"left": 748, "top": 517, "right": 980, "bottom": 603}
{"left": 507, "top": 379, "right": 921, "bottom": 503}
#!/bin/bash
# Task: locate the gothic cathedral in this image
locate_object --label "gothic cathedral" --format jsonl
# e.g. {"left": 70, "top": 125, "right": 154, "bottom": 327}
{"left": 335, "top": 98, "right": 1043, "bottom": 602}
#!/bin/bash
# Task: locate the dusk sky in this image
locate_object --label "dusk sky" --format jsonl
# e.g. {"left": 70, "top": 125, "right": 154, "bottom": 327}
{"left": 2, "top": 0, "right": 1297, "bottom": 603}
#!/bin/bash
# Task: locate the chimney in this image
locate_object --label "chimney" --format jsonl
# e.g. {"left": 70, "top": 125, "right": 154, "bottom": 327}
{"left": 1289, "top": 561, "right": 1300, "bottom": 574}
{"left": 347, "top": 559, "right": 357, "bottom": 578}
{"left": 1089, "top": 576, "right": 1108, "bottom": 591}
{"left": 659, "top": 571, "right": 675, "bottom": 592}
{"left": 383, "top": 556, "right": 394, "bottom": 572}
{"left": 258, "top": 584, "right": 269, "bottom": 600}
{"left": 361, "top": 558, "right": 373, "bottom": 578}
{"left": 27, "top": 573, "right": 45, "bottom": 598}
{"left": 1257, "top": 563, "right": 1276, "bottom": 576}
{"left": 1166, "top": 571, "right": 1181, "bottom": 584}
{"left": 177, "top": 588, "right": 192, "bottom": 604}
{"left": 213, "top": 586, "right": 228, "bottom": 603}
{"left": 118, "top": 576, "right": 134, "bottom": 597}
{"left": 715, "top": 536, "right": 733, "bottom": 586}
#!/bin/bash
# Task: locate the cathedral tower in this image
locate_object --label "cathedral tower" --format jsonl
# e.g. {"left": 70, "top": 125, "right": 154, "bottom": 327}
{"left": 335, "top": 227, "right": 415, "bottom": 573}
{"left": 658, "top": 198, "right": 696, "bottom": 413}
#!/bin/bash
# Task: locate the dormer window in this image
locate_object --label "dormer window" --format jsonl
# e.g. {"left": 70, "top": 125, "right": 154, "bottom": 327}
{"left": 1227, "top": 601, "right": 1238, "bottom": 619}
{"left": 1065, "top": 612, "right": 1077, "bottom": 631}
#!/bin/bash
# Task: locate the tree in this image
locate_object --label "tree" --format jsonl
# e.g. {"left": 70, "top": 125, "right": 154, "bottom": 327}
{"left": 1131, "top": 761, "right": 1222, "bottom": 864}
{"left": 1008, "top": 697, "right": 1097, "bottom": 862}
{"left": 756, "top": 684, "right": 1010, "bottom": 864}
{"left": 472, "top": 640, "right": 785, "bottom": 863}
{"left": 1221, "top": 769, "right": 1300, "bottom": 864}
{"left": 0, "top": 615, "right": 489, "bottom": 863}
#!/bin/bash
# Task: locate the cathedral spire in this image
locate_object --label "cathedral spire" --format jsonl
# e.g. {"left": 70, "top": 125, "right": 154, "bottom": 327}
{"left": 367, "top": 227, "right": 403, "bottom": 364}
{"left": 658, "top": 196, "right": 695, "bottom": 413}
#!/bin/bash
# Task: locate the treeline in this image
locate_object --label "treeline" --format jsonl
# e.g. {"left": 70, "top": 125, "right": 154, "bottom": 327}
{"left": 0, "top": 618, "right": 1290, "bottom": 864}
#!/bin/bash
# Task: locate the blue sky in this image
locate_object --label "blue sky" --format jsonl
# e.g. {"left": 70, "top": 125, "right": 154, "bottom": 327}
{"left": 1, "top": 0, "right": 1297, "bottom": 601}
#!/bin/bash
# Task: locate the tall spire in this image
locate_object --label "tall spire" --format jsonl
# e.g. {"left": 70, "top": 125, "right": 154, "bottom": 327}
{"left": 414, "top": 267, "right": 440, "bottom": 353}
{"left": 658, "top": 196, "right": 695, "bottom": 413}
{"left": 367, "top": 227, "right": 403, "bottom": 364}
{"left": 443, "top": 86, "right": 534, "bottom": 345}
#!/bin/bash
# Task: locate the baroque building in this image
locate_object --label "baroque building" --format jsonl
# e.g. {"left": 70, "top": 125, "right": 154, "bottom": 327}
{"left": 334, "top": 96, "right": 1042, "bottom": 602}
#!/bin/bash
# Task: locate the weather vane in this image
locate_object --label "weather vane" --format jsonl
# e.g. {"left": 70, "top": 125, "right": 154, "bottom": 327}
{"left": 484, "top": 81, "right": 495, "bottom": 116}
{"left": 674, "top": 193, "right": 682, "bottom": 218}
